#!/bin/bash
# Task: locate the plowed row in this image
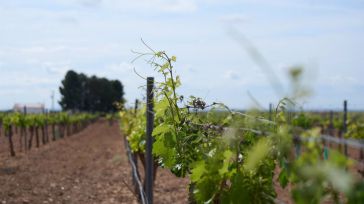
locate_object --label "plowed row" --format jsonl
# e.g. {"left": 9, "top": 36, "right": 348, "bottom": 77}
{"left": 0, "top": 120, "right": 188, "bottom": 204}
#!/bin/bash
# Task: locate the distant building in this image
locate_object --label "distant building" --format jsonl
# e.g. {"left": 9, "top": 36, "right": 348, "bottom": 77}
{"left": 13, "top": 103, "right": 45, "bottom": 114}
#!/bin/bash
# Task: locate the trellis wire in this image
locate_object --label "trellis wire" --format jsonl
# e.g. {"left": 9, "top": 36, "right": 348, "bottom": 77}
{"left": 124, "top": 136, "right": 147, "bottom": 204}
{"left": 189, "top": 121, "right": 364, "bottom": 150}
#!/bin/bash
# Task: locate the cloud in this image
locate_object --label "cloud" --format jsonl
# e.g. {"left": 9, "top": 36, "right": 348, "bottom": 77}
{"left": 0, "top": 74, "right": 55, "bottom": 88}
{"left": 102, "top": 62, "right": 135, "bottom": 78}
{"left": 108, "top": 62, "right": 133, "bottom": 72}
{"left": 158, "top": 0, "right": 197, "bottom": 12}
{"left": 220, "top": 14, "right": 248, "bottom": 24}
{"left": 58, "top": 16, "right": 79, "bottom": 25}
{"left": 79, "top": 0, "right": 102, "bottom": 7}
{"left": 0, "top": 46, "right": 68, "bottom": 58}
{"left": 224, "top": 70, "right": 240, "bottom": 80}
{"left": 323, "top": 75, "right": 362, "bottom": 86}
{"left": 43, "top": 62, "right": 72, "bottom": 76}
{"left": 55, "top": 0, "right": 198, "bottom": 13}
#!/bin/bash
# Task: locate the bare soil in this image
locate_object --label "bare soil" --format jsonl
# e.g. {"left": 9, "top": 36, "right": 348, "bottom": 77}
{"left": 0, "top": 120, "right": 189, "bottom": 204}
{"left": 3, "top": 120, "right": 360, "bottom": 204}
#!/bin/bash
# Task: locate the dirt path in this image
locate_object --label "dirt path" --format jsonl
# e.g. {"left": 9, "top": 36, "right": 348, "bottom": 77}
{"left": 0, "top": 120, "right": 189, "bottom": 204}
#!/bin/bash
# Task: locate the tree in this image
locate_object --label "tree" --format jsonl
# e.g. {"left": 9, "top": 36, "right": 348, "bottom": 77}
{"left": 59, "top": 70, "right": 83, "bottom": 110}
{"left": 59, "top": 70, "right": 125, "bottom": 112}
{"left": 111, "top": 80, "right": 125, "bottom": 110}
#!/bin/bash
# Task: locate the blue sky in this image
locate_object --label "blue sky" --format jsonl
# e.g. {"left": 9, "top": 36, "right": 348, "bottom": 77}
{"left": 0, "top": 0, "right": 363, "bottom": 110}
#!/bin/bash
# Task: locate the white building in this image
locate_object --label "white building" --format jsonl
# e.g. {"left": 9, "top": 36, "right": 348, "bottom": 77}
{"left": 13, "top": 103, "right": 45, "bottom": 114}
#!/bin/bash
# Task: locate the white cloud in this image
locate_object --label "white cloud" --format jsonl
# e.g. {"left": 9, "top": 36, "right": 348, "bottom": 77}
{"left": 43, "top": 63, "right": 73, "bottom": 76}
{"left": 323, "top": 75, "right": 362, "bottom": 86}
{"left": 108, "top": 62, "right": 134, "bottom": 73}
{"left": 220, "top": 14, "right": 248, "bottom": 24}
{"left": 224, "top": 70, "right": 240, "bottom": 80}
{"left": 158, "top": 0, "right": 197, "bottom": 12}
{"left": 0, "top": 74, "right": 55, "bottom": 88}
{"left": 55, "top": 0, "right": 198, "bottom": 12}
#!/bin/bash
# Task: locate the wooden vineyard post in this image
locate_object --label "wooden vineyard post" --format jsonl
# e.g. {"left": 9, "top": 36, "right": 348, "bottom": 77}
{"left": 343, "top": 100, "right": 348, "bottom": 157}
{"left": 28, "top": 126, "right": 34, "bottom": 149}
{"left": 269, "top": 103, "right": 273, "bottom": 121}
{"left": 35, "top": 125, "right": 40, "bottom": 148}
{"left": 329, "top": 111, "right": 334, "bottom": 148}
{"left": 294, "top": 135, "right": 301, "bottom": 158}
{"left": 41, "top": 114, "right": 46, "bottom": 145}
{"left": 145, "top": 77, "right": 154, "bottom": 204}
{"left": 45, "top": 110, "right": 49, "bottom": 143}
{"left": 329, "top": 111, "right": 333, "bottom": 133}
{"left": 52, "top": 122, "right": 56, "bottom": 141}
{"left": 23, "top": 106, "right": 28, "bottom": 151}
{"left": 7, "top": 124, "right": 16, "bottom": 157}
{"left": 134, "top": 99, "right": 139, "bottom": 114}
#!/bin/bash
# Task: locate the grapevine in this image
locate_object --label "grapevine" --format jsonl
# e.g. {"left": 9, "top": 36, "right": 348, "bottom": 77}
{"left": 120, "top": 47, "right": 364, "bottom": 203}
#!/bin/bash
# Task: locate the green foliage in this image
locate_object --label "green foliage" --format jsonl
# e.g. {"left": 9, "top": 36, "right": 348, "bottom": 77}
{"left": 1, "top": 112, "right": 98, "bottom": 130}
{"left": 120, "top": 105, "right": 147, "bottom": 153}
{"left": 292, "top": 113, "right": 314, "bottom": 129}
{"left": 346, "top": 116, "right": 364, "bottom": 139}
{"left": 59, "top": 70, "right": 125, "bottom": 112}
{"left": 120, "top": 49, "right": 364, "bottom": 204}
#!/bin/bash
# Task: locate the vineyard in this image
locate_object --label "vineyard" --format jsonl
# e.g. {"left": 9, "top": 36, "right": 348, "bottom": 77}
{"left": 0, "top": 112, "right": 98, "bottom": 157}
{"left": 1, "top": 49, "right": 363, "bottom": 203}
{"left": 0, "top": 52, "right": 363, "bottom": 204}
{"left": 1, "top": 0, "right": 362, "bottom": 203}
{"left": 1, "top": 118, "right": 193, "bottom": 203}
{"left": 120, "top": 49, "right": 364, "bottom": 204}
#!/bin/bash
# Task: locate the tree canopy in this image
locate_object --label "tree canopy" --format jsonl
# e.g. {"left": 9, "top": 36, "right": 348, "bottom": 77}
{"left": 59, "top": 70, "right": 124, "bottom": 112}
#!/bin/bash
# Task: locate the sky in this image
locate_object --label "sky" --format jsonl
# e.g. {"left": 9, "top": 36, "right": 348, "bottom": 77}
{"left": 0, "top": 0, "right": 363, "bottom": 111}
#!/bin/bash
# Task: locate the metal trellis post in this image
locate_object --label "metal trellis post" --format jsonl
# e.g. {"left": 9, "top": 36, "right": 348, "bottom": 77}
{"left": 145, "top": 77, "right": 154, "bottom": 204}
